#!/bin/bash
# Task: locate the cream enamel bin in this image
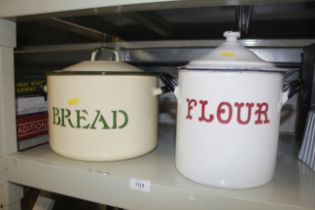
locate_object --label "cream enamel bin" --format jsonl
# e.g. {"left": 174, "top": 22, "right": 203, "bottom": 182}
{"left": 47, "top": 49, "right": 160, "bottom": 161}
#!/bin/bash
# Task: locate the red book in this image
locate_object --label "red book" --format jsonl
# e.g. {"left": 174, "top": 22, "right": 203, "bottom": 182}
{"left": 16, "top": 112, "right": 48, "bottom": 141}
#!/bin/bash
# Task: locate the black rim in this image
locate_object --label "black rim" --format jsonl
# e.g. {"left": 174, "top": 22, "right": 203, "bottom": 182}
{"left": 47, "top": 71, "right": 160, "bottom": 76}
{"left": 181, "top": 67, "right": 286, "bottom": 74}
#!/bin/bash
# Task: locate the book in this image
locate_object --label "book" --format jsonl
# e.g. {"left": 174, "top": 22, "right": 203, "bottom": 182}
{"left": 15, "top": 78, "right": 46, "bottom": 97}
{"left": 18, "top": 135, "right": 48, "bottom": 151}
{"left": 16, "top": 112, "right": 48, "bottom": 141}
{"left": 16, "top": 96, "right": 48, "bottom": 116}
{"left": 15, "top": 75, "right": 49, "bottom": 150}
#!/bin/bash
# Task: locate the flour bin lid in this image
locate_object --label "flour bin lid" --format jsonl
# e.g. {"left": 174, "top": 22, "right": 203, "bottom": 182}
{"left": 185, "top": 31, "right": 286, "bottom": 72}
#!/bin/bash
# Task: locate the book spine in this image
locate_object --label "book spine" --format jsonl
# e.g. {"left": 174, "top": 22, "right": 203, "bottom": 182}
{"left": 16, "top": 96, "right": 48, "bottom": 116}
{"left": 16, "top": 112, "right": 48, "bottom": 141}
{"left": 15, "top": 79, "right": 46, "bottom": 96}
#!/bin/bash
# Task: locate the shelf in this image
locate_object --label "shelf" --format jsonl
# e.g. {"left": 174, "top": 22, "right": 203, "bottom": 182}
{"left": 5, "top": 124, "right": 315, "bottom": 210}
{"left": 1, "top": 0, "right": 310, "bottom": 19}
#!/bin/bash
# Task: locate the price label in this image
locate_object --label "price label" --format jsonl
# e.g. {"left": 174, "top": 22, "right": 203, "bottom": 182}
{"left": 130, "top": 178, "right": 151, "bottom": 192}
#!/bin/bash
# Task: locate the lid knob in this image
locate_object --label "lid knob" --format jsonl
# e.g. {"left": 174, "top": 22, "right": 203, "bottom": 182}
{"left": 223, "top": 31, "right": 240, "bottom": 42}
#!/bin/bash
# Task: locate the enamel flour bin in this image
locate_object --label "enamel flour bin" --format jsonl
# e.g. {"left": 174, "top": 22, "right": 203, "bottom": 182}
{"left": 174, "top": 32, "right": 289, "bottom": 189}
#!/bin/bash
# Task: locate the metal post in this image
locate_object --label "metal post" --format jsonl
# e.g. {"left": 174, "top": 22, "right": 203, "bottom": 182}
{"left": 0, "top": 18, "right": 23, "bottom": 210}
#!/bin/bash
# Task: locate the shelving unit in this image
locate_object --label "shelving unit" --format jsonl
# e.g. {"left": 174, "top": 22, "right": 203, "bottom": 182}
{"left": 1, "top": 1, "right": 315, "bottom": 209}
{"left": 3, "top": 124, "right": 315, "bottom": 210}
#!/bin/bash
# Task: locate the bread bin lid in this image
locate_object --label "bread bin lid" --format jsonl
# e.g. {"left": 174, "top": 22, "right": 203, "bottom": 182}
{"left": 185, "top": 31, "right": 285, "bottom": 72}
{"left": 61, "top": 61, "right": 142, "bottom": 72}
{"left": 52, "top": 48, "right": 143, "bottom": 74}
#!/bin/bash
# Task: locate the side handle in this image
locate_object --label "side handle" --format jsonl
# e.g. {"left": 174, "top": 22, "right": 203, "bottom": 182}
{"left": 282, "top": 79, "right": 301, "bottom": 105}
{"left": 159, "top": 72, "right": 179, "bottom": 99}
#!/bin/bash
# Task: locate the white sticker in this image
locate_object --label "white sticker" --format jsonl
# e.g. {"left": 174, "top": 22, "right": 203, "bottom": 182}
{"left": 130, "top": 178, "right": 151, "bottom": 192}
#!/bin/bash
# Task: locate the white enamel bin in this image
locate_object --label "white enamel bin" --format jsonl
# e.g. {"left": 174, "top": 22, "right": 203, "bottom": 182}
{"left": 168, "top": 31, "right": 293, "bottom": 189}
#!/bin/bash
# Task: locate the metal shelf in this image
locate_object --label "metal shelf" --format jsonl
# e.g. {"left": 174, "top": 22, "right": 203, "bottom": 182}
{"left": 0, "top": 0, "right": 310, "bottom": 19}
{"left": 5, "top": 124, "right": 315, "bottom": 210}
{"left": 1, "top": 1, "right": 315, "bottom": 209}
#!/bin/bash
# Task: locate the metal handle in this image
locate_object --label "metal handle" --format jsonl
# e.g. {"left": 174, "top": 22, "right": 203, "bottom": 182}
{"left": 159, "top": 72, "right": 180, "bottom": 99}
{"left": 282, "top": 79, "right": 301, "bottom": 105}
{"left": 160, "top": 72, "right": 178, "bottom": 93}
{"left": 91, "top": 47, "right": 120, "bottom": 62}
{"left": 283, "top": 79, "right": 301, "bottom": 98}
